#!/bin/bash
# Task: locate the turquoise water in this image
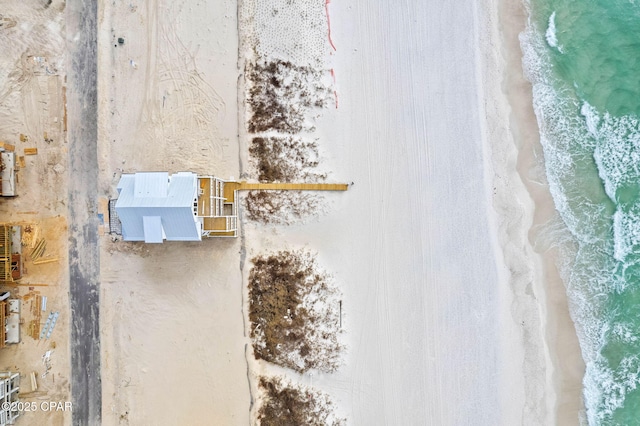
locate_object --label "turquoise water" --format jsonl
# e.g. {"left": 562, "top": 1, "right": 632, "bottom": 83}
{"left": 524, "top": 0, "right": 640, "bottom": 424}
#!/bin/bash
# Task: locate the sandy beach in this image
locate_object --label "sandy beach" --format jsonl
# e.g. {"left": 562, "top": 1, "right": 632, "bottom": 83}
{"left": 239, "top": 0, "right": 583, "bottom": 424}
{"left": 495, "top": 0, "right": 585, "bottom": 423}
{"left": 0, "top": 0, "right": 588, "bottom": 424}
{"left": 249, "top": 0, "right": 531, "bottom": 422}
{"left": 0, "top": 0, "right": 585, "bottom": 424}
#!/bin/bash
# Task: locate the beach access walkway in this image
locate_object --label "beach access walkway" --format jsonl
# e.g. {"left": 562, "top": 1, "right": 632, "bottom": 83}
{"left": 228, "top": 182, "right": 349, "bottom": 191}
{"left": 223, "top": 182, "right": 348, "bottom": 202}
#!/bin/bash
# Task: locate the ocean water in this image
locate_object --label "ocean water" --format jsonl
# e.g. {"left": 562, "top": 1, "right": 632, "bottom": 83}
{"left": 522, "top": 0, "right": 640, "bottom": 424}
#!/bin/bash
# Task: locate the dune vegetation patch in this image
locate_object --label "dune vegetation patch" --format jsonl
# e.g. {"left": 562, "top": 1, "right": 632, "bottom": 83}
{"left": 248, "top": 250, "right": 343, "bottom": 373}
{"left": 244, "top": 136, "right": 327, "bottom": 224}
{"left": 249, "top": 136, "right": 326, "bottom": 183}
{"left": 256, "top": 376, "right": 345, "bottom": 426}
{"left": 246, "top": 58, "right": 332, "bottom": 134}
{"left": 244, "top": 190, "right": 325, "bottom": 225}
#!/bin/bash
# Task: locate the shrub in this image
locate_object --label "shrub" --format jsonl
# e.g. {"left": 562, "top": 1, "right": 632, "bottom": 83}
{"left": 246, "top": 59, "right": 331, "bottom": 133}
{"left": 249, "top": 136, "right": 326, "bottom": 183}
{"left": 244, "top": 190, "right": 325, "bottom": 225}
{"left": 249, "top": 250, "right": 343, "bottom": 373}
{"left": 257, "top": 376, "right": 345, "bottom": 426}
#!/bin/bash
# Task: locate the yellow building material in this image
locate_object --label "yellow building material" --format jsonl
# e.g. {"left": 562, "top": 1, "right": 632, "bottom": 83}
{"left": 32, "top": 257, "right": 58, "bottom": 265}
{"left": 21, "top": 224, "right": 39, "bottom": 248}
{"left": 230, "top": 182, "right": 349, "bottom": 191}
{"left": 30, "top": 372, "right": 37, "bottom": 391}
{"left": 30, "top": 239, "right": 46, "bottom": 259}
{"left": 0, "top": 141, "right": 15, "bottom": 151}
{"left": 24, "top": 148, "right": 38, "bottom": 155}
{"left": 12, "top": 283, "right": 50, "bottom": 287}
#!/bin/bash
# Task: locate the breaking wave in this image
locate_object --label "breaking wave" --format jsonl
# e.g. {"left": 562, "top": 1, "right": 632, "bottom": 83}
{"left": 545, "top": 11, "right": 563, "bottom": 53}
{"left": 522, "top": 8, "right": 640, "bottom": 424}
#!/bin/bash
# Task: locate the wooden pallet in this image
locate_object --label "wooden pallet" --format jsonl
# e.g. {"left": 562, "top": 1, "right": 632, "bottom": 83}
{"left": 28, "top": 320, "right": 40, "bottom": 340}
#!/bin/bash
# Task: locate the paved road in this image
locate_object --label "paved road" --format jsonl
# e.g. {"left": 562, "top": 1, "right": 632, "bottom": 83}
{"left": 66, "top": 1, "right": 101, "bottom": 425}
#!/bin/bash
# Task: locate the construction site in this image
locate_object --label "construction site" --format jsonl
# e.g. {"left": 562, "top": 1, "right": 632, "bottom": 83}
{"left": 0, "top": 1, "right": 72, "bottom": 424}
{"left": 0, "top": 117, "right": 70, "bottom": 425}
{"left": 0, "top": 1, "right": 351, "bottom": 424}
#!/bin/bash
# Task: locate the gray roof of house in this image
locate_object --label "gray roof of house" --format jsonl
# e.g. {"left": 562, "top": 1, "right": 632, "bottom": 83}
{"left": 115, "top": 172, "right": 201, "bottom": 242}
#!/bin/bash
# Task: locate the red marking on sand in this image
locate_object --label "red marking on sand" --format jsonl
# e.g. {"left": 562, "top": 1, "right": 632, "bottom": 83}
{"left": 330, "top": 68, "right": 338, "bottom": 109}
{"left": 325, "top": 0, "right": 337, "bottom": 51}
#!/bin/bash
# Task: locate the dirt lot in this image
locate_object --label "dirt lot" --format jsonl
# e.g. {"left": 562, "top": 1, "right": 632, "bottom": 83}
{"left": 0, "top": 1, "right": 71, "bottom": 425}
{"left": 98, "top": 1, "right": 250, "bottom": 424}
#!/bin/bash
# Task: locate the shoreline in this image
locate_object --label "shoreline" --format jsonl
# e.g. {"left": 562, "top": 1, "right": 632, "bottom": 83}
{"left": 484, "top": 0, "right": 585, "bottom": 423}
{"left": 91, "top": 0, "right": 587, "bottom": 423}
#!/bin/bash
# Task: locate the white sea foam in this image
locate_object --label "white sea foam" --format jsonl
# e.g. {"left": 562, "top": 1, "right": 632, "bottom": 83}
{"left": 584, "top": 352, "right": 640, "bottom": 423}
{"left": 611, "top": 208, "right": 640, "bottom": 262}
{"left": 521, "top": 16, "right": 640, "bottom": 423}
{"left": 581, "top": 102, "right": 600, "bottom": 138}
{"left": 590, "top": 110, "right": 640, "bottom": 199}
{"left": 545, "top": 12, "right": 563, "bottom": 53}
{"left": 582, "top": 102, "right": 640, "bottom": 263}
{"left": 612, "top": 322, "right": 639, "bottom": 344}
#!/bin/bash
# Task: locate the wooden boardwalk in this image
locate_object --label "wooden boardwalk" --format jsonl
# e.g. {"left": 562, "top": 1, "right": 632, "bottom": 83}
{"left": 228, "top": 182, "right": 349, "bottom": 192}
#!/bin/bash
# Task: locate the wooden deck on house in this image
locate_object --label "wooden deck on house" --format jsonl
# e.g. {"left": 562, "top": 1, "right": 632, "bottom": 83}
{"left": 196, "top": 178, "right": 347, "bottom": 238}
{"left": 203, "top": 217, "right": 227, "bottom": 231}
{"left": 197, "top": 177, "right": 212, "bottom": 216}
{"left": 223, "top": 183, "right": 237, "bottom": 203}
{"left": 197, "top": 176, "right": 228, "bottom": 217}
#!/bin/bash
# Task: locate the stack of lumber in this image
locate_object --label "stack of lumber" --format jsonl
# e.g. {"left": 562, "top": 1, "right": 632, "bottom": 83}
{"left": 26, "top": 291, "right": 42, "bottom": 340}
{"left": 31, "top": 295, "right": 42, "bottom": 316}
{"left": 30, "top": 239, "right": 46, "bottom": 260}
{"left": 28, "top": 320, "right": 40, "bottom": 339}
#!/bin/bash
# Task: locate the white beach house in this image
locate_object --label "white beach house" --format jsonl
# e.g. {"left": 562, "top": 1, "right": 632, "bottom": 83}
{"left": 114, "top": 172, "right": 238, "bottom": 243}
{"left": 113, "top": 172, "right": 348, "bottom": 243}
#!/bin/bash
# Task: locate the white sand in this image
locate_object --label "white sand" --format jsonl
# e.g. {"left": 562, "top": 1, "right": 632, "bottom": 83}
{"left": 98, "top": 1, "right": 250, "bottom": 424}
{"left": 240, "top": 0, "right": 583, "bottom": 424}
{"left": 496, "top": 0, "right": 585, "bottom": 422}
{"left": 96, "top": 0, "right": 585, "bottom": 424}
{"left": 238, "top": 0, "right": 527, "bottom": 424}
